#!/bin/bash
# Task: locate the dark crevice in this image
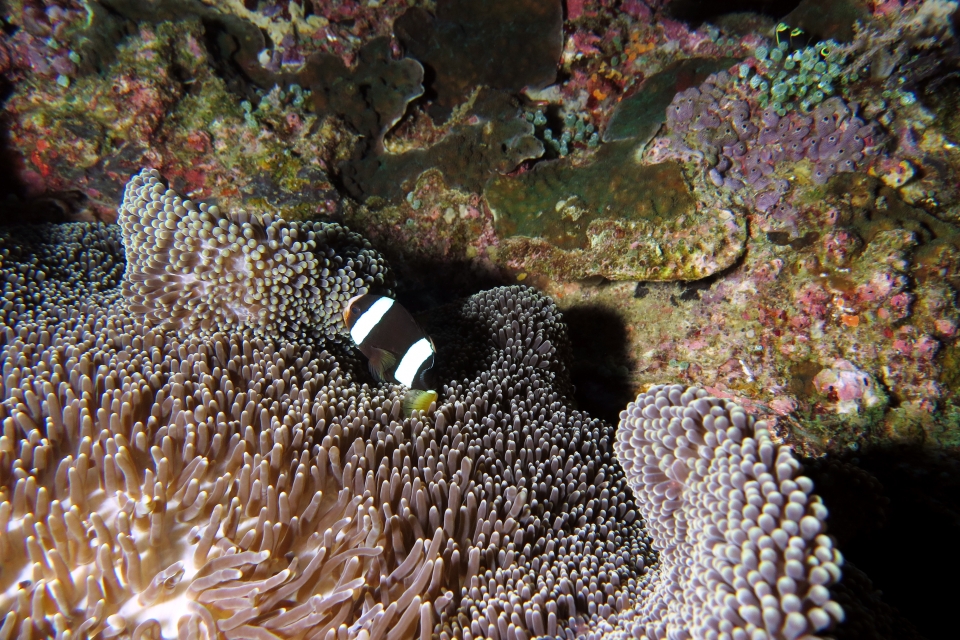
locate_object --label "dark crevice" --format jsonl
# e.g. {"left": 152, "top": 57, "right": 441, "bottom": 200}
{"left": 200, "top": 17, "right": 255, "bottom": 98}
{"left": 562, "top": 304, "right": 635, "bottom": 424}
{"left": 807, "top": 446, "right": 960, "bottom": 639}
{"left": 634, "top": 253, "right": 746, "bottom": 303}
{"left": 665, "top": 0, "right": 804, "bottom": 29}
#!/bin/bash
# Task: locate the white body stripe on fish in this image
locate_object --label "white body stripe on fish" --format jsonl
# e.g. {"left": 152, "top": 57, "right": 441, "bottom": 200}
{"left": 350, "top": 296, "right": 394, "bottom": 345}
{"left": 394, "top": 338, "right": 434, "bottom": 388}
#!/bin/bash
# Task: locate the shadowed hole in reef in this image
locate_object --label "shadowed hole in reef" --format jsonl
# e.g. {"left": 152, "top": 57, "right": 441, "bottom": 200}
{"left": 633, "top": 258, "right": 741, "bottom": 305}
{"left": 808, "top": 446, "right": 960, "bottom": 639}
{"left": 0, "top": 92, "right": 26, "bottom": 208}
{"left": 665, "top": 0, "right": 804, "bottom": 27}
{"left": 562, "top": 304, "right": 636, "bottom": 424}
{"left": 409, "top": 268, "right": 635, "bottom": 424}
{"left": 386, "top": 257, "right": 510, "bottom": 315}
{"left": 0, "top": 67, "right": 26, "bottom": 211}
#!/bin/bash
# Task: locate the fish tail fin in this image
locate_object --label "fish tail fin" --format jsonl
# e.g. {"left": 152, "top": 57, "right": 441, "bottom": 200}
{"left": 403, "top": 389, "right": 437, "bottom": 418}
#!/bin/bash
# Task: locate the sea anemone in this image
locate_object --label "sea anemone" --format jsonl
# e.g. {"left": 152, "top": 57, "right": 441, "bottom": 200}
{"left": 0, "top": 173, "right": 851, "bottom": 639}
{"left": 119, "top": 169, "right": 390, "bottom": 340}
{"left": 611, "top": 384, "right": 844, "bottom": 640}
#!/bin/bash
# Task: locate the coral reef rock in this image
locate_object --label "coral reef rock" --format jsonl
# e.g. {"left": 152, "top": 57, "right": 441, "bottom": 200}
{"left": 342, "top": 89, "right": 544, "bottom": 202}
{"left": 395, "top": 0, "right": 563, "bottom": 118}
{"left": 300, "top": 36, "right": 425, "bottom": 144}
{"left": 486, "top": 144, "right": 747, "bottom": 281}
{"left": 99, "top": 0, "right": 273, "bottom": 87}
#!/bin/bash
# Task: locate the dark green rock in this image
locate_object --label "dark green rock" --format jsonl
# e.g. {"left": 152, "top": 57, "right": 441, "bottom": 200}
{"left": 300, "top": 37, "right": 424, "bottom": 142}
{"left": 604, "top": 57, "right": 739, "bottom": 144}
{"left": 783, "top": 0, "right": 872, "bottom": 44}
{"left": 486, "top": 142, "right": 746, "bottom": 280}
{"left": 489, "top": 143, "right": 693, "bottom": 250}
{"left": 340, "top": 89, "right": 542, "bottom": 202}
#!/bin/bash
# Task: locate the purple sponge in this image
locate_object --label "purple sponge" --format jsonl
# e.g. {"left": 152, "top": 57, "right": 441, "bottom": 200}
{"left": 661, "top": 74, "right": 878, "bottom": 207}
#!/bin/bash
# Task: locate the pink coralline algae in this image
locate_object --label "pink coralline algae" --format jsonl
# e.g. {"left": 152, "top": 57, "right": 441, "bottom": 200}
{"left": 610, "top": 384, "right": 843, "bottom": 640}
{"left": 812, "top": 360, "right": 885, "bottom": 415}
{"left": 2, "top": 0, "right": 86, "bottom": 83}
{"left": 854, "top": 272, "right": 898, "bottom": 304}
{"left": 768, "top": 397, "right": 799, "bottom": 417}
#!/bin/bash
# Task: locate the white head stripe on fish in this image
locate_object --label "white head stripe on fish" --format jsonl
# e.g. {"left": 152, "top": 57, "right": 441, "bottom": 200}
{"left": 350, "top": 296, "right": 394, "bottom": 345}
{"left": 394, "top": 338, "right": 434, "bottom": 388}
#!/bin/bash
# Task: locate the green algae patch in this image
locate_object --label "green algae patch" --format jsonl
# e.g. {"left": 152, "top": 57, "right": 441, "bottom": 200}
{"left": 486, "top": 142, "right": 746, "bottom": 281}
{"left": 604, "top": 57, "right": 739, "bottom": 144}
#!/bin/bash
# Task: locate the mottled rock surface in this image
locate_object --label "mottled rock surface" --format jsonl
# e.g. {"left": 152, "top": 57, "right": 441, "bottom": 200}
{"left": 486, "top": 144, "right": 746, "bottom": 281}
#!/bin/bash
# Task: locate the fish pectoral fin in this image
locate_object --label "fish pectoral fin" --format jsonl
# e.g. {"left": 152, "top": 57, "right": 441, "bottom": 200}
{"left": 367, "top": 348, "right": 397, "bottom": 382}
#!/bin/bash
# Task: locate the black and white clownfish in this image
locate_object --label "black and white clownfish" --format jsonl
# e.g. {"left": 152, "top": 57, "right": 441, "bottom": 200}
{"left": 343, "top": 294, "right": 438, "bottom": 415}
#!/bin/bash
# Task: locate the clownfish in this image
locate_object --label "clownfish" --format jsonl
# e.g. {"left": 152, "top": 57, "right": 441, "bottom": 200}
{"left": 343, "top": 294, "right": 438, "bottom": 415}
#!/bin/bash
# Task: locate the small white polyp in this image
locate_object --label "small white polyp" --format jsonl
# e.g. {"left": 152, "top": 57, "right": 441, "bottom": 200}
{"left": 395, "top": 338, "right": 433, "bottom": 387}
{"left": 350, "top": 297, "right": 394, "bottom": 345}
